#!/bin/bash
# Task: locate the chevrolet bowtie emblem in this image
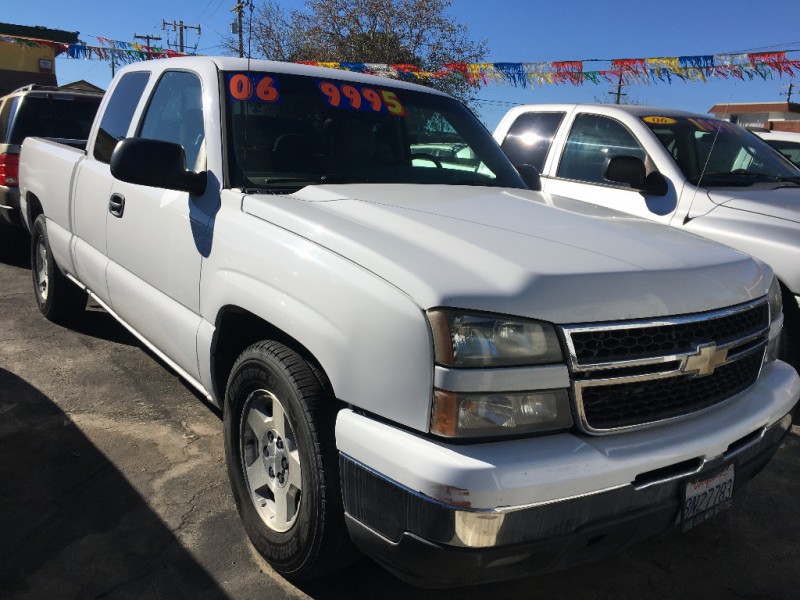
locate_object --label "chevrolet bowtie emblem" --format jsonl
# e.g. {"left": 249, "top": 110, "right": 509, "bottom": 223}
{"left": 683, "top": 342, "right": 729, "bottom": 377}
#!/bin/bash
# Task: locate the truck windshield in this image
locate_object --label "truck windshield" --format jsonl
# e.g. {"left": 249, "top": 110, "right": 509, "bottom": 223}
{"left": 223, "top": 70, "right": 525, "bottom": 191}
{"left": 642, "top": 116, "right": 800, "bottom": 187}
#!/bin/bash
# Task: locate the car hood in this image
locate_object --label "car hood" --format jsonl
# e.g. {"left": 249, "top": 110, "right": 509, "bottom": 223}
{"left": 242, "top": 184, "right": 768, "bottom": 324}
{"left": 707, "top": 186, "right": 800, "bottom": 224}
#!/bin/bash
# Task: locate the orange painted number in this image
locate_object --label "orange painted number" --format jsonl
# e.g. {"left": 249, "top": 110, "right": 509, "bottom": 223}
{"left": 256, "top": 76, "right": 279, "bottom": 102}
{"left": 380, "top": 90, "right": 405, "bottom": 116}
{"left": 229, "top": 74, "right": 253, "bottom": 100}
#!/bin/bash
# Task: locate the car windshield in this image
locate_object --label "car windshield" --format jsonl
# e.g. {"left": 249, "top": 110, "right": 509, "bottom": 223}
{"left": 642, "top": 116, "right": 800, "bottom": 187}
{"left": 223, "top": 70, "right": 525, "bottom": 191}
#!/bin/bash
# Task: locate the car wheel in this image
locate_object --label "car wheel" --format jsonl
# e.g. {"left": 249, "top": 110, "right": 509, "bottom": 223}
{"left": 223, "top": 340, "right": 355, "bottom": 580}
{"left": 31, "top": 214, "right": 86, "bottom": 323}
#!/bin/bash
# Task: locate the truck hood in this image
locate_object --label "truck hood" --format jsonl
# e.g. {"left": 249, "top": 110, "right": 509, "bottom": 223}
{"left": 707, "top": 186, "right": 800, "bottom": 224}
{"left": 242, "top": 184, "right": 768, "bottom": 324}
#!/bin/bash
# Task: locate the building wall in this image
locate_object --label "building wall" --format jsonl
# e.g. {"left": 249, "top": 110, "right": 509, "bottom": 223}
{"left": 0, "top": 41, "right": 57, "bottom": 94}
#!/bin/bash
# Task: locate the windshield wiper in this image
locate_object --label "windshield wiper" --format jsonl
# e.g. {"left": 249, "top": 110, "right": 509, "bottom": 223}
{"left": 695, "top": 171, "right": 799, "bottom": 187}
{"left": 452, "top": 178, "right": 494, "bottom": 186}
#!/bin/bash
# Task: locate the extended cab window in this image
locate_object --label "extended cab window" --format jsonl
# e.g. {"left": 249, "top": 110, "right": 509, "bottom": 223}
{"left": 94, "top": 71, "right": 150, "bottom": 163}
{"left": 557, "top": 114, "right": 645, "bottom": 185}
{"left": 138, "top": 71, "right": 204, "bottom": 170}
{"left": 500, "top": 112, "right": 565, "bottom": 172}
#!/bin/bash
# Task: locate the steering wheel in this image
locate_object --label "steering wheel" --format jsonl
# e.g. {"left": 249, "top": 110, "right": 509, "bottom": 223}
{"left": 410, "top": 153, "right": 443, "bottom": 168}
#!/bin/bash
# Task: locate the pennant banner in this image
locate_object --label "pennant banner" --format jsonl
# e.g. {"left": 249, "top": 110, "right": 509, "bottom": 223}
{"left": 1, "top": 32, "right": 798, "bottom": 89}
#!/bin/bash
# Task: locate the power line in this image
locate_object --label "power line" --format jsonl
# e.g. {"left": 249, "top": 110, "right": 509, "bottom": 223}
{"left": 161, "top": 19, "right": 201, "bottom": 54}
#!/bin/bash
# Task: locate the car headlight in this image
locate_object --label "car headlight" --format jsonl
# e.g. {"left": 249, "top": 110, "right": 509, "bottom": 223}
{"left": 427, "top": 309, "right": 563, "bottom": 367}
{"left": 768, "top": 276, "right": 783, "bottom": 322}
{"left": 765, "top": 276, "right": 783, "bottom": 363}
{"left": 431, "top": 389, "right": 573, "bottom": 438}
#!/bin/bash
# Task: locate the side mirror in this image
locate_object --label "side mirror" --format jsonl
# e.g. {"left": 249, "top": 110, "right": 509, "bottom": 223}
{"left": 110, "top": 138, "right": 207, "bottom": 196}
{"left": 604, "top": 155, "right": 668, "bottom": 196}
{"left": 515, "top": 163, "right": 541, "bottom": 191}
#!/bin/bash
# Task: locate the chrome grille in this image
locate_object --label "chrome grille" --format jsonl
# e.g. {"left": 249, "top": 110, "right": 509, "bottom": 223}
{"left": 562, "top": 299, "right": 769, "bottom": 434}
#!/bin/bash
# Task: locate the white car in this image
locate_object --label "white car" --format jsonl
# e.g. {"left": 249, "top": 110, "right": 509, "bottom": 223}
{"left": 753, "top": 129, "right": 800, "bottom": 167}
{"left": 495, "top": 104, "right": 800, "bottom": 372}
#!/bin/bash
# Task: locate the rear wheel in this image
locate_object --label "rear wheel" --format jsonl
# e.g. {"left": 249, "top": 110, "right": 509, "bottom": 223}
{"left": 223, "top": 340, "right": 355, "bottom": 580}
{"left": 31, "top": 214, "right": 86, "bottom": 323}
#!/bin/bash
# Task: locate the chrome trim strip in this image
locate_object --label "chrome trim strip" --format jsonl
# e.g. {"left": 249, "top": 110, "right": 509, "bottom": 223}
{"left": 572, "top": 346, "right": 766, "bottom": 436}
{"left": 433, "top": 364, "right": 570, "bottom": 393}
{"left": 561, "top": 298, "right": 770, "bottom": 435}
{"left": 561, "top": 298, "right": 769, "bottom": 371}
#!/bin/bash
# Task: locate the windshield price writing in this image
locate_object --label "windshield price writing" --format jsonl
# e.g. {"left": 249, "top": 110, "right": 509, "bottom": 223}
{"left": 318, "top": 81, "right": 407, "bottom": 117}
{"left": 227, "top": 73, "right": 281, "bottom": 103}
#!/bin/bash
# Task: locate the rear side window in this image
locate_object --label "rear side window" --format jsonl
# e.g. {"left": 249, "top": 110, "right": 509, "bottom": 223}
{"left": 557, "top": 114, "right": 645, "bottom": 185}
{"left": 0, "top": 98, "right": 15, "bottom": 143}
{"left": 94, "top": 71, "right": 150, "bottom": 163}
{"left": 500, "top": 112, "right": 565, "bottom": 172}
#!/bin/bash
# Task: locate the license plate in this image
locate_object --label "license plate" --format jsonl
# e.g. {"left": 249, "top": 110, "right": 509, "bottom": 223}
{"left": 682, "top": 463, "right": 735, "bottom": 531}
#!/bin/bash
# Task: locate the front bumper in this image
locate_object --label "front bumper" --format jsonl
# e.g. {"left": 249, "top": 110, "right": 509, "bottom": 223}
{"left": 336, "top": 361, "right": 799, "bottom": 587}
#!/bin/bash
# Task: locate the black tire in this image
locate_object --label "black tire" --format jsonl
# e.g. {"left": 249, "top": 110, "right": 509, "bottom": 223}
{"left": 223, "top": 340, "right": 356, "bottom": 580}
{"left": 30, "top": 214, "right": 86, "bottom": 324}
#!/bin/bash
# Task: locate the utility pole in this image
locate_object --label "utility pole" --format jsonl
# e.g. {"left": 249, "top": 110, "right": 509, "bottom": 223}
{"left": 161, "top": 19, "right": 201, "bottom": 53}
{"left": 134, "top": 33, "right": 163, "bottom": 48}
{"left": 232, "top": 2, "right": 246, "bottom": 58}
{"left": 609, "top": 73, "right": 628, "bottom": 105}
{"left": 781, "top": 82, "right": 795, "bottom": 103}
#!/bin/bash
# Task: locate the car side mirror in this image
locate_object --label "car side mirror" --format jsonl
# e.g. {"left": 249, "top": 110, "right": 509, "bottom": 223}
{"left": 515, "top": 163, "right": 541, "bottom": 191}
{"left": 110, "top": 138, "right": 207, "bottom": 196}
{"left": 604, "top": 155, "right": 668, "bottom": 196}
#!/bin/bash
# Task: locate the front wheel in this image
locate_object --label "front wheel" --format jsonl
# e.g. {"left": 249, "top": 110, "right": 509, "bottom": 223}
{"left": 31, "top": 215, "right": 86, "bottom": 324}
{"left": 223, "top": 341, "right": 355, "bottom": 580}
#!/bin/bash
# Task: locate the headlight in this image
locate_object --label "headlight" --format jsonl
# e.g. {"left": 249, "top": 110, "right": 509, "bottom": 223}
{"left": 431, "top": 389, "right": 573, "bottom": 438}
{"left": 768, "top": 276, "right": 783, "bottom": 322}
{"left": 427, "top": 309, "right": 563, "bottom": 367}
{"left": 765, "top": 276, "right": 783, "bottom": 363}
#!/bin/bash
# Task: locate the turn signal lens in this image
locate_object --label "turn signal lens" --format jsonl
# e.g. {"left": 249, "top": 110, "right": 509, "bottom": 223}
{"left": 0, "top": 153, "right": 19, "bottom": 187}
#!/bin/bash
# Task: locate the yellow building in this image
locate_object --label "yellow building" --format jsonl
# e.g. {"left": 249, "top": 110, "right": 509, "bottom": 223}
{"left": 0, "top": 23, "right": 79, "bottom": 96}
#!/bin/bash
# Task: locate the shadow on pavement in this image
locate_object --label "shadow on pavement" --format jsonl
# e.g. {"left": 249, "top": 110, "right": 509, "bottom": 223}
{"left": 0, "top": 227, "right": 30, "bottom": 269}
{"left": 0, "top": 368, "right": 227, "bottom": 600}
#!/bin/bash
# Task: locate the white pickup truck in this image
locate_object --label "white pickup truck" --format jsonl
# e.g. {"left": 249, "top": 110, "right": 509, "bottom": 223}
{"left": 494, "top": 104, "right": 800, "bottom": 372}
{"left": 19, "top": 57, "right": 799, "bottom": 588}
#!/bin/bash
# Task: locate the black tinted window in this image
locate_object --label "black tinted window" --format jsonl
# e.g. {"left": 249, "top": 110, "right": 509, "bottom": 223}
{"left": 500, "top": 112, "right": 565, "bottom": 172}
{"left": 9, "top": 95, "right": 101, "bottom": 144}
{"left": 0, "top": 98, "right": 15, "bottom": 143}
{"left": 94, "top": 71, "right": 150, "bottom": 163}
{"left": 558, "top": 114, "right": 645, "bottom": 184}
{"left": 138, "top": 71, "right": 204, "bottom": 170}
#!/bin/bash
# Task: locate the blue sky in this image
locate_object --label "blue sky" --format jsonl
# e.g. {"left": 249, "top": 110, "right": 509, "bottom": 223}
{"left": 6, "top": 1, "right": 800, "bottom": 130}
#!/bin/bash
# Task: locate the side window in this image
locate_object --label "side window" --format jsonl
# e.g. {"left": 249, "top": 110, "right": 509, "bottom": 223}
{"left": 500, "top": 112, "right": 565, "bottom": 172}
{"left": 138, "top": 71, "right": 204, "bottom": 170}
{"left": 557, "top": 114, "right": 645, "bottom": 185}
{"left": 94, "top": 72, "right": 150, "bottom": 163}
{"left": 0, "top": 98, "right": 14, "bottom": 143}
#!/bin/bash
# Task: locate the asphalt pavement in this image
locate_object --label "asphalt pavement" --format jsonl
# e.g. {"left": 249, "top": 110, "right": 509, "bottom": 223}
{"left": 1, "top": 227, "right": 799, "bottom": 600}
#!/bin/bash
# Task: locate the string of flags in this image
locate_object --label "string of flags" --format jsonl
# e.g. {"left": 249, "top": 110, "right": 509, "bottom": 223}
{"left": 0, "top": 33, "right": 191, "bottom": 65}
{"left": 297, "top": 52, "right": 800, "bottom": 88}
{"left": 1, "top": 31, "right": 798, "bottom": 88}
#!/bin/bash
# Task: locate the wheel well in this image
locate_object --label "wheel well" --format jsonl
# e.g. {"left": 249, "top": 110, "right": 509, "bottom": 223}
{"left": 26, "top": 192, "right": 43, "bottom": 228}
{"left": 211, "top": 307, "right": 333, "bottom": 405}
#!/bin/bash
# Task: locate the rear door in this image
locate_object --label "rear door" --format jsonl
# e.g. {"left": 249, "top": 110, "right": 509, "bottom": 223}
{"left": 72, "top": 71, "right": 151, "bottom": 303}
